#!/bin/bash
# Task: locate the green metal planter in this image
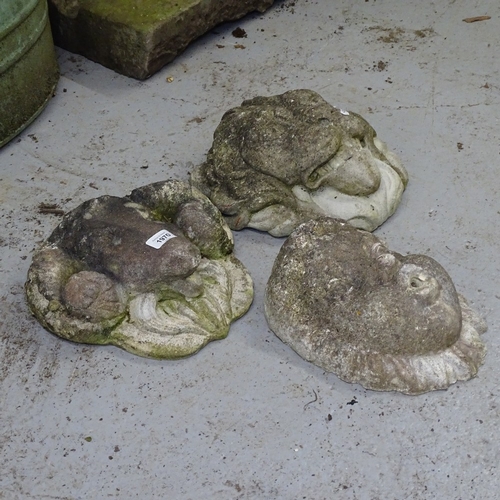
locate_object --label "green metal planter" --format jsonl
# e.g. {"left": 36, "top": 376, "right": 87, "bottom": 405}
{"left": 0, "top": 0, "right": 59, "bottom": 148}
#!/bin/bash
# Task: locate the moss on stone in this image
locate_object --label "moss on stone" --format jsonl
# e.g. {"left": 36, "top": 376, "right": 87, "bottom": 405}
{"left": 80, "top": 0, "right": 199, "bottom": 31}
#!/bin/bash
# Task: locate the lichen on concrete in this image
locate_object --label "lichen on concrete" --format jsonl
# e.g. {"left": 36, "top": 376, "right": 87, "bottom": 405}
{"left": 26, "top": 180, "right": 253, "bottom": 359}
{"left": 265, "top": 218, "right": 487, "bottom": 394}
{"left": 193, "top": 89, "right": 408, "bottom": 237}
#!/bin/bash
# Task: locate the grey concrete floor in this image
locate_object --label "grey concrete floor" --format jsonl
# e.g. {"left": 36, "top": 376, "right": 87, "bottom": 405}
{"left": 1, "top": 1, "right": 499, "bottom": 498}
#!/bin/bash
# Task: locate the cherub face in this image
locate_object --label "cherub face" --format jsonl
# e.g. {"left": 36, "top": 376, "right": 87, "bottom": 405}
{"left": 52, "top": 196, "right": 203, "bottom": 294}
{"left": 265, "top": 218, "right": 486, "bottom": 394}
{"left": 266, "top": 219, "right": 462, "bottom": 357}
{"left": 362, "top": 243, "right": 462, "bottom": 355}
{"left": 237, "top": 92, "right": 391, "bottom": 196}
{"left": 371, "top": 243, "right": 445, "bottom": 306}
{"left": 194, "top": 89, "right": 409, "bottom": 236}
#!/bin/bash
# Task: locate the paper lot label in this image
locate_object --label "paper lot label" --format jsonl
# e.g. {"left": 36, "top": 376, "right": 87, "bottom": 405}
{"left": 146, "top": 229, "right": 176, "bottom": 249}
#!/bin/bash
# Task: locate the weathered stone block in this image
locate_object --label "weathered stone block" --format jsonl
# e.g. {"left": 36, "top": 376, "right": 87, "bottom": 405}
{"left": 48, "top": 0, "right": 275, "bottom": 79}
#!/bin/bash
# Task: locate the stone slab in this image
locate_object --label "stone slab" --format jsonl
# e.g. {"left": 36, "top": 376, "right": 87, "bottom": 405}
{"left": 48, "top": 0, "right": 274, "bottom": 79}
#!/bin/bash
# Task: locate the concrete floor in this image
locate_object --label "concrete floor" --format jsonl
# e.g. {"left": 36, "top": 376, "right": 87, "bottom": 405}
{"left": 1, "top": 1, "right": 499, "bottom": 498}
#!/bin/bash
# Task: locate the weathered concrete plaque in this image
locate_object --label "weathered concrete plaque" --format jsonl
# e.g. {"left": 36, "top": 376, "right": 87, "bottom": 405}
{"left": 26, "top": 180, "right": 253, "bottom": 359}
{"left": 193, "top": 89, "right": 408, "bottom": 236}
{"left": 265, "top": 218, "right": 487, "bottom": 394}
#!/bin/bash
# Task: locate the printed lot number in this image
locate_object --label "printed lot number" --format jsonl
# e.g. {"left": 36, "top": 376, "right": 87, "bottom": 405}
{"left": 146, "top": 229, "right": 177, "bottom": 249}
